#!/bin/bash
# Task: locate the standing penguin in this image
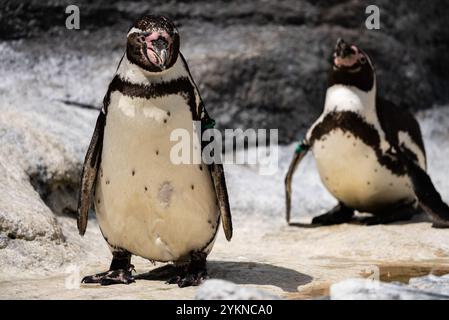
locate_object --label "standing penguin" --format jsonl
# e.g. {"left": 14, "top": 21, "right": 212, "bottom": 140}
{"left": 285, "top": 38, "right": 449, "bottom": 227}
{"left": 77, "top": 15, "right": 232, "bottom": 287}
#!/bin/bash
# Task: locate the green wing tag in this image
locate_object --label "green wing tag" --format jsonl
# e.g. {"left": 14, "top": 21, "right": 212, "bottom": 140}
{"left": 295, "top": 141, "right": 309, "bottom": 153}
{"left": 202, "top": 118, "right": 216, "bottom": 129}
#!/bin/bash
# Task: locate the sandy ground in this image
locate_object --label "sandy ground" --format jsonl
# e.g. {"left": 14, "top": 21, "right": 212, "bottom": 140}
{"left": 2, "top": 213, "right": 449, "bottom": 300}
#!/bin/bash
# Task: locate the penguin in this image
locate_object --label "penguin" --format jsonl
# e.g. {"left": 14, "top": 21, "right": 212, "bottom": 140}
{"left": 77, "top": 15, "right": 232, "bottom": 287}
{"left": 285, "top": 38, "right": 449, "bottom": 227}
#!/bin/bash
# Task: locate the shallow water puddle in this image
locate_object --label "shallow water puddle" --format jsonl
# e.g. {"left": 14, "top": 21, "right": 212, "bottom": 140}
{"left": 286, "top": 262, "right": 449, "bottom": 300}
{"left": 370, "top": 264, "right": 449, "bottom": 284}
{"left": 286, "top": 283, "right": 330, "bottom": 300}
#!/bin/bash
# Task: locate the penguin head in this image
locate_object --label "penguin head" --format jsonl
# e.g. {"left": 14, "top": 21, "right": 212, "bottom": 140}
{"left": 126, "top": 15, "right": 180, "bottom": 73}
{"left": 329, "top": 38, "right": 375, "bottom": 92}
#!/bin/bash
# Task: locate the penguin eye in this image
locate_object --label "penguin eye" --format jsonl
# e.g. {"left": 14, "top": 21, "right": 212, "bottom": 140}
{"left": 359, "top": 56, "right": 367, "bottom": 64}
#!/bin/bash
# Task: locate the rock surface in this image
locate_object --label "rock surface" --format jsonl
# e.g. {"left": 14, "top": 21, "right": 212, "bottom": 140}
{"left": 408, "top": 274, "right": 449, "bottom": 296}
{"left": 330, "top": 278, "right": 449, "bottom": 300}
{"left": 3, "top": 216, "right": 449, "bottom": 299}
{"left": 196, "top": 279, "right": 281, "bottom": 300}
{"left": 1, "top": 0, "right": 449, "bottom": 143}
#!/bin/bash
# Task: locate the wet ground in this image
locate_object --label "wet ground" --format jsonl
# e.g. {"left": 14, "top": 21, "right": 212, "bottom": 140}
{"left": 2, "top": 215, "right": 449, "bottom": 300}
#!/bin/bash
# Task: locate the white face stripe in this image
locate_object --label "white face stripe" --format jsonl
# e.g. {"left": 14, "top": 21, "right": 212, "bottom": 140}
{"left": 127, "top": 26, "right": 178, "bottom": 36}
{"left": 359, "top": 48, "right": 375, "bottom": 74}
{"left": 127, "top": 27, "right": 144, "bottom": 36}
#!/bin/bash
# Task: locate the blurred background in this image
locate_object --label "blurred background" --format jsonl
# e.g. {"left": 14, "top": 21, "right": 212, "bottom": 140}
{"left": 1, "top": 0, "right": 449, "bottom": 299}
{"left": 2, "top": 0, "right": 449, "bottom": 142}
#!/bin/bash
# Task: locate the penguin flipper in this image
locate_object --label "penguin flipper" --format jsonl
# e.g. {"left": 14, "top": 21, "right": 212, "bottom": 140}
{"left": 399, "top": 147, "right": 449, "bottom": 227}
{"left": 376, "top": 96, "right": 426, "bottom": 159}
{"left": 77, "top": 112, "right": 106, "bottom": 235}
{"left": 284, "top": 142, "right": 310, "bottom": 225}
{"left": 209, "top": 162, "right": 233, "bottom": 241}
{"left": 180, "top": 52, "right": 233, "bottom": 240}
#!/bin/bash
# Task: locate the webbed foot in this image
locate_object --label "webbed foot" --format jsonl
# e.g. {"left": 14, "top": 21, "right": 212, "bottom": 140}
{"left": 167, "top": 252, "right": 209, "bottom": 288}
{"left": 82, "top": 265, "right": 135, "bottom": 285}
{"left": 81, "top": 251, "right": 134, "bottom": 286}
{"left": 312, "top": 203, "right": 354, "bottom": 225}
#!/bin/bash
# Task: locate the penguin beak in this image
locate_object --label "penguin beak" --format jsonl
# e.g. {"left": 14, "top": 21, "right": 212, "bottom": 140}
{"left": 143, "top": 34, "right": 170, "bottom": 70}
{"left": 335, "top": 38, "right": 354, "bottom": 58}
{"left": 152, "top": 47, "right": 168, "bottom": 70}
{"left": 149, "top": 38, "right": 170, "bottom": 70}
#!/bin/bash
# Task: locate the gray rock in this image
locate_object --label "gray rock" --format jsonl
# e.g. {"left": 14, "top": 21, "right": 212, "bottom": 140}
{"left": 0, "top": 40, "right": 109, "bottom": 273}
{"left": 195, "top": 279, "right": 281, "bottom": 300}
{"left": 1, "top": 0, "right": 449, "bottom": 143}
{"left": 330, "top": 278, "right": 449, "bottom": 300}
{"left": 409, "top": 274, "right": 449, "bottom": 296}
{"left": 0, "top": 101, "right": 104, "bottom": 273}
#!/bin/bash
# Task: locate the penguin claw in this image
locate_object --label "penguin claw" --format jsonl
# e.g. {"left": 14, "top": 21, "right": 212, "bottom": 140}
{"left": 179, "top": 272, "right": 209, "bottom": 288}
{"left": 166, "top": 271, "right": 209, "bottom": 288}
{"left": 166, "top": 275, "right": 181, "bottom": 285}
{"left": 81, "top": 271, "right": 109, "bottom": 283}
{"left": 357, "top": 216, "right": 383, "bottom": 226}
{"left": 164, "top": 251, "right": 209, "bottom": 287}
{"left": 81, "top": 265, "right": 135, "bottom": 286}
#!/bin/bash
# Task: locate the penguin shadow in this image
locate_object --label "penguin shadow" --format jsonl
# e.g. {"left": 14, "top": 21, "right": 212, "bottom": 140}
{"left": 135, "top": 261, "right": 312, "bottom": 292}
{"left": 208, "top": 261, "right": 313, "bottom": 292}
{"left": 286, "top": 222, "right": 323, "bottom": 228}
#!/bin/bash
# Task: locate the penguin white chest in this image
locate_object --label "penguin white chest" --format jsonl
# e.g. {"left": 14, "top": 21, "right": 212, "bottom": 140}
{"left": 309, "top": 85, "right": 416, "bottom": 212}
{"left": 95, "top": 92, "right": 219, "bottom": 262}
{"left": 313, "top": 129, "right": 414, "bottom": 212}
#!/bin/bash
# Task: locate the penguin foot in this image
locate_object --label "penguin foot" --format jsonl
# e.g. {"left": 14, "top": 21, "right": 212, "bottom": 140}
{"left": 81, "top": 265, "right": 135, "bottom": 286}
{"left": 167, "top": 269, "right": 209, "bottom": 288}
{"left": 167, "top": 252, "right": 209, "bottom": 288}
{"left": 432, "top": 221, "right": 449, "bottom": 229}
{"left": 358, "top": 204, "right": 417, "bottom": 225}
{"left": 312, "top": 203, "right": 354, "bottom": 225}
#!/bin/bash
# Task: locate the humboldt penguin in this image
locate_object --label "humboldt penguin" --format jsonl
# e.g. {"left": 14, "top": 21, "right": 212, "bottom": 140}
{"left": 77, "top": 15, "right": 232, "bottom": 287}
{"left": 285, "top": 38, "right": 449, "bottom": 227}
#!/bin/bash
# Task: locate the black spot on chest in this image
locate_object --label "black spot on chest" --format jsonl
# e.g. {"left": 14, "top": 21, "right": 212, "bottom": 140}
{"left": 310, "top": 111, "right": 407, "bottom": 175}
